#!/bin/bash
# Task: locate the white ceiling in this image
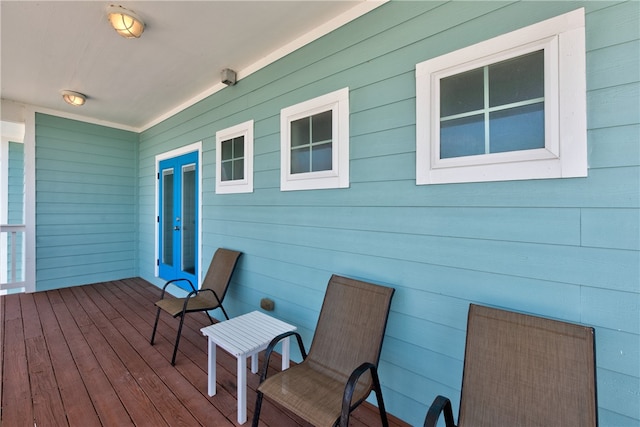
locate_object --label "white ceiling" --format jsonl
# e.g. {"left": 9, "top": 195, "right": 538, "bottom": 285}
{"left": 1, "top": 1, "right": 382, "bottom": 132}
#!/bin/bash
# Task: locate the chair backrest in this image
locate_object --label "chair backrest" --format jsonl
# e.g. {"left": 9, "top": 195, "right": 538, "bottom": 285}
{"left": 200, "top": 248, "right": 241, "bottom": 303}
{"left": 306, "top": 275, "right": 394, "bottom": 397}
{"left": 458, "top": 304, "right": 597, "bottom": 427}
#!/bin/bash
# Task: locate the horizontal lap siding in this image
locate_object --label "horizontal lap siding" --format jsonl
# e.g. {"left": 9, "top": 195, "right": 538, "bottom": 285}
{"left": 138, "top": 2, "right": 639, "bottom": 425}
{"left": 36, "top": 114, "right": 138, "bottom": 291}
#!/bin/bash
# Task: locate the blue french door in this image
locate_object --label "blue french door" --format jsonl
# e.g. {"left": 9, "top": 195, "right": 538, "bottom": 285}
{"left": 158, "top": 152, "right": 198, "bottom": 291}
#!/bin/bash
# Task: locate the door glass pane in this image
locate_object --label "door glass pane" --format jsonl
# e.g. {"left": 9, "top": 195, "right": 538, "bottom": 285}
{"left": 181, "top": 164, "right": 196, "bottom": 275}
{"left": 162, "top": 169, "right": 174, "bottom": 266}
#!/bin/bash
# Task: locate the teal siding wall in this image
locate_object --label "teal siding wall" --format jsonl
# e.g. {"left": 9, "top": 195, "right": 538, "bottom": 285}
{"left": 35, "top": 113, "right": 138, "bottom": 291}
{"left": 138, "top": 2, "right": 639, "bottom": 425}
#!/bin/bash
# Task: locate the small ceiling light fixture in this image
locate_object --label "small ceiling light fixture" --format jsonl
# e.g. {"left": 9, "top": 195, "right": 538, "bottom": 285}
{"left": 61, "top": 90, "right": 87, "bottom": 107}
{"left": 107, "top": 5, "right": 145, "bottom": 38}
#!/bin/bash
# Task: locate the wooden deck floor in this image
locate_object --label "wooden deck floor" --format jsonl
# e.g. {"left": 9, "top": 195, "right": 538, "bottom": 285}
{"left": 1, "top": 278, "right": 410, "bottom": 427}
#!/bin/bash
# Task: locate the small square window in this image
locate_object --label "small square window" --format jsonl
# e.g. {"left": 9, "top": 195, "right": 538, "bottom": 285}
{"left": 216, "top": 120, "right": 253, "bottom": 194}
{"left": 280, "top": 88, "right": 349, "bottom": 191}
{"left": 416, "top": 9, "right": 587, "bottom": 184}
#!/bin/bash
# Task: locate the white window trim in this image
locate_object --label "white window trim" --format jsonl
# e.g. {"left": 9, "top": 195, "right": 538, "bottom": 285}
{"left": 280, "top": 87, "right": 350, "bottom": 191}
{"left": 416, "top": 8, "right": 587, "bottom": 185}
{"left": 215, "top": 120, "right": 254, "bottom": 194}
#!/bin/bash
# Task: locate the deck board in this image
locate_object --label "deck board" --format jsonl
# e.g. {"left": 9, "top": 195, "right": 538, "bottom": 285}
{"left": 1, "top": 278, "right": 410, "bottom": 427}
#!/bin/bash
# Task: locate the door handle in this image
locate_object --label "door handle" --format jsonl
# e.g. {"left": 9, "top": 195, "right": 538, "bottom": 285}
{"left": 174, "top": 226, "right": 180, "bottom": 231}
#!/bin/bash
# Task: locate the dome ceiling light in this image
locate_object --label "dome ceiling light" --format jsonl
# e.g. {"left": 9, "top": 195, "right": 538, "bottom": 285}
{"left": 107, "top": 5, "right": 145, "bottom": 39}
{"left": 61, "top": 90, "right": 87, "bottom": 106}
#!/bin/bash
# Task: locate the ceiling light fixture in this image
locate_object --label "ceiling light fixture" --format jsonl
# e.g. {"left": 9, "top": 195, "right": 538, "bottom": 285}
{"left": 107, "top": 5, "right": 145, "bottom": 39}
{"left": 61, "top": 90, "right": 87, "bottom": 107}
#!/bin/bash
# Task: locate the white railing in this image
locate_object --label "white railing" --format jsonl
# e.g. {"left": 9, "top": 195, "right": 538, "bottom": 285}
{"left": 1, "top": 224, "right": 26, "bottom": 292}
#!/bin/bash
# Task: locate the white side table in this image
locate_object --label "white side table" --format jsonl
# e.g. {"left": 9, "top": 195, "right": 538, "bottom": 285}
{"left": 201, "top": 311, "right": 297, "bottom": 424}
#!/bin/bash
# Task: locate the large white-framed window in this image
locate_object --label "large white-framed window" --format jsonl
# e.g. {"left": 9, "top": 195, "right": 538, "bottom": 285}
{"left": 280, "top": 87, "right": 349, "bottom": 191}
{"left": 216, "top": 120, "right": 254, "bottom": 194}
{"left": 416, "top": 8, "right": 587, "bottom": 185}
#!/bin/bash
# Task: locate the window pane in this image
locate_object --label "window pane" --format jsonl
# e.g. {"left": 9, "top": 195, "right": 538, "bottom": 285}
{"left": 221, "top": 161, "right": 233, "bottom": 181}
{"left": 182, "top": 165, "right": 196, "bottom": 275}
{"left": 291, "top": 148, "right": 310, "bottom": 174}
{"left": 440, "top": 114, "right": 485, "bottom": 158}
{"left": 162, "top": 169, "right": 174, "bottom": 266}
{"left": 291, "top": 118, "right": 310, "bottom": 147}
{"left": 489, "top": 50, "right": 544, "bottom": 106}
{"left": 221, "top": 139, "right": 233, "bottom": 161}
{"left": 490, "top": 102, "right": 545, "bottom": 153}
{"left": 440, "top": 68, "right": 484, "bottom": 116}
{"left": 233, "top": 159, "right": 244, "bottom": 180}
{"left": 312, "top": 110, "right": 332, "bottom": 142}
{"left": 311, "top": 143, "right": 332, "bottom": 171}
{"left": 233, "top": 136, "right": 244, "bottom": 157}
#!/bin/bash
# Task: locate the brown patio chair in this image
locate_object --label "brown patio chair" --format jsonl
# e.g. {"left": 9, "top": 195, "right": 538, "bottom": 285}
{"left": 150, "top": 248, "right": 241, "bottom": 365}
{"left": 424, "top": 303, "right": 598, "bottom": 427}
{"left": 252, "top": 274, "right": 395, "bottom": 427}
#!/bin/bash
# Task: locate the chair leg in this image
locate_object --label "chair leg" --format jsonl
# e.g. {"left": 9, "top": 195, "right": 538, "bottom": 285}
{"left": 171, "top": 313, "right": 186, "bottom": 366}
{"left": 372, "top": 369, "right": 389, "bottom": 427}
{"left": 251, "top": 391, "right": 264, "bottom": 427}
{"left": 220, "top": 304, "right": 230, "bottom": 320}
{"left": 150, "top": 306, "right": 161, "bottom": 345}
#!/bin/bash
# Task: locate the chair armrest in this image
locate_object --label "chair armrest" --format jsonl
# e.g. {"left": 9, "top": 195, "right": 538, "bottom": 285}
{"left": 259, "top": 331, "right": 307, "bottom": 383}
{"left": 160, "top": 278, "right": 196, "bottom": 298}
{"left": 424, "top": 395, "right": 456, "bottom": 427}
{"left": 340, "top": 362, "right": 381, "bottom": 427}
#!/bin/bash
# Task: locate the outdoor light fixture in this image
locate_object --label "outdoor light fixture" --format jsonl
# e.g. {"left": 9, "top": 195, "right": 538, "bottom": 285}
{"left": 61, "top": 90, "right": 86, "bottom": 107}
{"left": 221, "top": 68, "right": 237, "bottom": 86}
{"left": 107, "top": 5, "right": 145, "bottom": 38}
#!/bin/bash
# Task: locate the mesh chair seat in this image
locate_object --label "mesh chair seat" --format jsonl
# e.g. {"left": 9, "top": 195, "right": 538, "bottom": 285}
{"left": 154, "top": 292, "right": 221, "bottom": 317}
{"left": 257, "top": 363, "right": 370, "bottom": 427}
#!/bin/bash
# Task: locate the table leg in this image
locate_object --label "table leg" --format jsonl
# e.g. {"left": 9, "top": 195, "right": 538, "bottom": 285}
{"left": 237, "top": 354, "right": 247, "bottom": 424}
{"left": 282, "top": 336, "right": 291, "bottom": 370}
{"left": 251, "top": 353, "right": 258, "bottom": 374}
{"left": 208, "top": 338, "right": 217, "bottom": 397}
